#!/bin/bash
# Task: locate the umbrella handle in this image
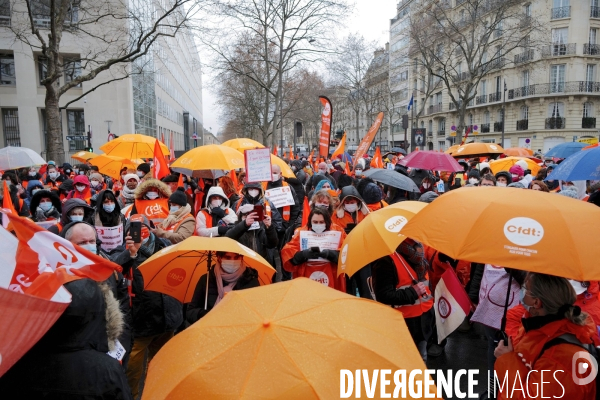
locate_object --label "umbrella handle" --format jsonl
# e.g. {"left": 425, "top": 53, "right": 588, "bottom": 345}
{"left": 204, "top": 251, "right": 212, "bottom": 310}
{"left": 500, "top": 273, "right": 513, "bottom": 333}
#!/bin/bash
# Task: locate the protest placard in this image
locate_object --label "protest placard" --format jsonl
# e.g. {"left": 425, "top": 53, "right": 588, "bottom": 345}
{"left": 95, "top": 224, "right": 123, "bottom": 252}
{"left": 265, "top": 186, "right": 295, "bottom": 208}
{"left": 244, "top": 148, "right": 272, "bottom": 183}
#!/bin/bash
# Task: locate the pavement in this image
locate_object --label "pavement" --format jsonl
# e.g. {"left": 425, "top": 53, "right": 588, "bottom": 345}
{"left": 427, "top": 322, "right": 489, "bottom": 400}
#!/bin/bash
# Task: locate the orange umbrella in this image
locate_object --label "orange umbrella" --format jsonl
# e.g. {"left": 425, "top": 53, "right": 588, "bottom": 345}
{"left": 221, "top": 138, "right": 265, "bottom": 152}
{"left": 452, "top": 142, "right": 505, "bottom": 158}
{"left": 88, "top": 155, "right": 139, "bottom": 180}
{"left": 143, "top": 278, "right": 436, "bottom": 399}
{"left": 138, "top": 236, "right": 275, "bottom": 303}
{"left": 489, "top": 156, "right": 541, "bottom": 176}
{"left": 444, "top": 145, "right": 460, "bottom": 155}
{"left": 503, "top": 147, "right": 533, "bottom": 157}
{"left": 400, "top": 187, "right": 600, "bottom": 280}
{"left": 71, "top": 150, "right": 99, "bottom": 163}
{"left": 99, "top": 133, "right": 169, "bottom": 159}
{"left": 270, "top": 154, "right": 295, "bottom": 178}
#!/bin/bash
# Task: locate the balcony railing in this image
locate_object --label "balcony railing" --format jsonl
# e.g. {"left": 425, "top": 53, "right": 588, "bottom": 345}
{"left": 427, "top": 104, "right": 443, "bottom": 114}
{"left": 481, "top": 123, "right": 490, "bottom": 133}
{"left": 454, "top": 71, "right": 469, "bottom": 82}
{"left": 437, "top": 130, "right": 446, "bottom": 136}
{"left": 545, "top": 117, "right": 566, "bottom": 129}
{"left": 508, "top": 81, "right": 600, "bottom": 99}
{"left": 551, "top": 6, "right": 570, "bottom": 19}
{"left": 541, "top": 43, "right": 576, "bottom": 58}
{"left": 489, "top": 92, "right": 502, "bottom": 103}
{"left": 494, "top": 121, "right": 504, "bottom": 132}
{"left": 584, "top": 44, "right": 600, "bottom": 55}
{"left": 582, "top": 117, "right": 597, "bottom": 129}
{"left": 592, "top": 6, "right": 600, "bottom": 18}
{"left": 516, "top": 119, "right": 529, "bottom": 131}
{"left": 514, "top": 49, "right": 534, "bottom": 64}
{"left": 476, "top": 94, "right": 487, "bottom": 105}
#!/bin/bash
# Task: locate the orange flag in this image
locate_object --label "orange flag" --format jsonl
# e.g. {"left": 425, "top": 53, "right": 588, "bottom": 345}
{"left": 229, "top": 169, "right": 239, "bottom": 191}
{"left": 169, "top": 131, "right": 176, "bottom": 162}
{"left": 2, "top": 180, "right": 17, "bottom": 229}
{"left": 371, "top": 146, "right": 384, "bottom": 169}
{"left": 283, "top": 150, "right": 288, "bottom": 159}
{"left": 153, "top": 139, "right": 169, "bottom": 180}
{"left": 307, "top": 150, "right": 314, "bottom": 165}
{"left": 331, "top": 132, "right": 346, "bottom": 161}
{"left": 273, "top": 145, "right": 278, "bottom": 156}
{"left": 289, "top": 145, "right": 294, "bottom": 160}
{"left": 177, "top": 173, "right": 184, "bottom": 188}
{"left": 344, "top": 161, "right": 351, "bottom": 176}
{"left": 301, "top": 197, "right": 310, "bottom": 227}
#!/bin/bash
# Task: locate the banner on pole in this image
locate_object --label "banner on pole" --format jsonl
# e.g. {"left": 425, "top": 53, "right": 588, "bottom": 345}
{"left": 318, "top": 96, "right": 332, "bottom": 158}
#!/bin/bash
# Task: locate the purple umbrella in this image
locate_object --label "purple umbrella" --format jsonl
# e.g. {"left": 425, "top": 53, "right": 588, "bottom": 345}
{"left": 399, "top": 151, "right": 464, "bottom": 172}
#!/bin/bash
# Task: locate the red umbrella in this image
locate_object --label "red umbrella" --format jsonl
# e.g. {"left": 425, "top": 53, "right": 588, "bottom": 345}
{"left": 398, "top": 150, "right": 464, "bottom": 172}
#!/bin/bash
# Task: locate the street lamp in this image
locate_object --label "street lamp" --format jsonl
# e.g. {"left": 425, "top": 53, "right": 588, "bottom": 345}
{"left": 501, "top": 80, "right": 507, "bottom": 148}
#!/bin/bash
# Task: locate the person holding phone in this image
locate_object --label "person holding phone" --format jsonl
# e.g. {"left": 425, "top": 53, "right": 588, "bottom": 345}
{"left": 195, "top": 186, "right": 238, "bottom": 237}
{"left": 224, "top": 203, "right": 278, "bottom": 260}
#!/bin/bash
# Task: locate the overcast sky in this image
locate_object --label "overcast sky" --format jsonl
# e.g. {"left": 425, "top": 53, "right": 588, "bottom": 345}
{"left": 200, "top": 0, "right": 398, "bottom": 136}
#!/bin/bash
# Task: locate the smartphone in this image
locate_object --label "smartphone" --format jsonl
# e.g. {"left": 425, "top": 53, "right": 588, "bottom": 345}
{"left": 454, "top": 178, "right": 461, "bottom": 186}
{"left": 345, "top": 223, "right": 356, "bottom": 234}
{"left": 310, "top": 246, "right": 320, "bottom": 253}
{"left": 253, "top": 205, "right": 265, "bottom": 221}
{"left": 130, "top": 221, "right": 142, "bottom": 243}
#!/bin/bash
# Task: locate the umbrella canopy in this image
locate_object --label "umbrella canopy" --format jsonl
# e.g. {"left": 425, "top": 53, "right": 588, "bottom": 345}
{"left": 99, "top": 134, "right": 169, "bottom": 159}
{"left": 362, "top": 168, "right": 420, "bottom": 192}
{"left": 451, "top": 142, "right": 505, "bottom": 158}
{"left": 399, "top": 187, "right": 600, "bottom": 280}
{"left": 489, "top": 156, "right": 541, "bottom": 176}
{"left": 271, "top": 154, "right": 295, "bottom": 178}
{"left": 88, "top": 155, "right": 139, "bottom": 180}
{"left": 71, "top": 150, "right": 99, "bottom": 163}
{"left": 0, "top": 146, "right": 47, "bottom": 170}
{"left": 584, "top": 143, "right": 598, "bottom": 150}
{"left": 170, "top": 145, "right": 245, "bottom": 177}
{"left": 546, "top": 147, "right": 600, "bottom": 182}
{"left": 503, "top": 147, "right": 533, "bottom": 157}
{"left": 138, "top": 236, "right": 275, "bottom": 303}
{"left": 544, "top": 142, "right": 587, "bottom": 159}
{"left": 444, "top": 145, "right": 460, "bottom": 155}
{"left": 390, "top": 147, "right": 407, "bottom": 155}
{"left": 143, "top": 278, "right": 432, "bottom": 400}
{"left": 221, "top": 138, "right": 265, "bottom": 152}
{"left": 338, "top": 201, "right": 427, "bottom": 278}
{"left": 399, "top": 151, "right": 464, "bottom": 172}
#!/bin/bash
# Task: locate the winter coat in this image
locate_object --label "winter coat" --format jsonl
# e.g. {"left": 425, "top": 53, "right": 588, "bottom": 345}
{"left": 264, "top": 178, "right": 301, "bottom": 231}
{"left": 195, "top": 186, "right": 238, "bottom": 237}
{"left": 233, "top": 186, "right": 284, "bottom": 234}
{"left": 186, "top": 267, "right": 260, "bottom": 323}
{"left": 0, "top": 279, "right": 131, "bottom": 399}
{"left": 110, "top": 232, "right": 182, "bottom": 337}
{"left": 332, "top": 186, "right": 370, "bottom": 232}
{"left": 29, "top": 189, "right": 62, "bottom": 223}
{"left": 286, "top": 176, "right": 306, "bottom": 205}
{"left": 94, "top": 190, "right": 127, "bottom": 230}
{"left": 48, "top": 198, "right": 95, "bottom": 235}
{"left": 371, "top": 255, "right": 420, "bottom": 308}
{"left": 495, "top": 315, "right": 598, "bottom": 400}
{"left": 154, "top": 212, "right": 196, "bottom": 244}
{"left": 225, "top": 217, "right": 279, "bottom": 260}
{"left": 24, "top": 179, "right": 44, "bottom": 208}
{"left": 66, "top": 174, "right": 95, "bottom": 204}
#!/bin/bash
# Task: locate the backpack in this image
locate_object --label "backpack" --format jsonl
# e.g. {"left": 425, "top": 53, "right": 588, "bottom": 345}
{"left": 540, "top": 333, "right": 600, "bottom": 399}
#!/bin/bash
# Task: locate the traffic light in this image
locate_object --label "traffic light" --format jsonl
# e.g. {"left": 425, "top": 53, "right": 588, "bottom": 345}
{"left": 86, "top": 147, "right": 93, "bottom": 152}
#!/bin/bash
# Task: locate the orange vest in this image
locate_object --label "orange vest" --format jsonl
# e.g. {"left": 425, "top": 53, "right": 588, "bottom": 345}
{"left": 200, "top": 209, "right": 232, "bottom": 229}
{"left": 126, "top": 198, "right": 169, "bottom": 225}
{"left": 390, "top": 252, "right": 433, "bottom": 318}
{"left": 164, "top": 214, "right": 194, "bottom": 233}
{"left": 262, "top": 181, "right": 291, "bottom": 221}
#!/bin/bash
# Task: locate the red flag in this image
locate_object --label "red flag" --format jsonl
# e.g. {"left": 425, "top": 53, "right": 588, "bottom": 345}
{"left": 153, "top": 139, "right": 169, "bottom": 180}
{"left": 2, "top": 180, "right": 17, "bottom": 229}
{"left": 0, "top": 210, "right": 121, "bottom": 300}
{"left": 273, "top": 145, "right": 278, "bottom": 156}
{"left": 301, "top": 197, "right": 310, "bottom": 227}
{"left": 38, "top": 164, "right": 47, "bottom": 176}
{"left": 318, "top": 96, "right": 332, "bottom": 158}
{"left": 371, "top": 146, "right": 384, "bottom": 169}
{"left": 169, "top": 131, "right": 176, "bottom": 162}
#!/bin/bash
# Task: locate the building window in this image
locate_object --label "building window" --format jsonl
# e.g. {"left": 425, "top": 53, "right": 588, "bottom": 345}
{"left": 583, "top": 102, "right": 594, "bottom": 118}
{"left": 548, "top": 102, "right": 565, "bottom": 117}
{"left": 550, "top": 64, "right": 566, "bottom": 92}
{"left": 38, "top": 56, "right": 48, "bottom": 84}
{"left": 66, "top": 109, "right": 85, "bottom": 151}
{"left": 0, "top": 53, "right": 15, "bottom": 85}
{"left": 2, "top": 109, "right": 20, "bottom": 146}
{"left": 0, "top": 0, "right": 10, "bottom": 27}
{"left": 524, "top": 3, "right": 532, "bottom": 17}
{"left": 31, "top": 0, "right": 79, "bottom": 28}
{"left": 520, "top": 105, "right": 529, "bottom": 120}
{"left": 591, "top": 28, "right": 598, "bottom": 45}
{"left": 469, "top": 113, "right": 473, "bottom": 125}
{"left": 484, "top": 111, "right": 490, "bottom": 124}
{"left": 480, "top": 80, "right": 487, "bottom": 96}
{"left": 438, "top": 141, "right": 446, "bottom": 150}
{"left": 428, "top": 120, "right": 432, "bottom": 135}
{"left": 63, "top": 58, "right": 81, "bottom": 87}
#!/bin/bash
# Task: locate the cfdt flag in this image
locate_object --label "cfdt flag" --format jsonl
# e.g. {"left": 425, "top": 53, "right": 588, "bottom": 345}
{"left": 153, "top": 139, "right": 169, "bottom": 180}
{"left": 318, "top": 96, "right": 332, "bottom": 158}
{"left": 353, "top": 112, "right": 384, "bottom": 165}
{"left": 434, "top": 268, "right": 472, "bottom": 343}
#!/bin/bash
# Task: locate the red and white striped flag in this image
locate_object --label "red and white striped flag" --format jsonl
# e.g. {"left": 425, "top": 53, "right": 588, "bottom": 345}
{"left": 434, "top": 267, "right": 472, "bottom": 343}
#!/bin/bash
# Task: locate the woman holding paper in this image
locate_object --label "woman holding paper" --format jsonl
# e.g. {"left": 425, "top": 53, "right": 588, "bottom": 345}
{"left": 281, "top": 208, "right": 347, "bottom": 291}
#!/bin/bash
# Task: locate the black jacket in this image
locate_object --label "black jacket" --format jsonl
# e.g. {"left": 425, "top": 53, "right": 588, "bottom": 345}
{"left": 186, "top": 267, "right": 259, "bottom": 324}
{"left": 265, "top": 179, "right": 300, "bottom": 231}
{"left": 226, "top": 219, "right": 278, "bottom": 260}
{"left": 0, "top": 279, "right": 132, "bottom": 399}
{"left": 371, "top": 255, "right": 420, "bottom": 307}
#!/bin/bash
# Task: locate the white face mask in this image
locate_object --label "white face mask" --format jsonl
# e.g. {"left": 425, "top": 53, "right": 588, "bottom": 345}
{"left": 468, "top": 178, "right": 478, "bottom": 185}
{"left": 355, "top": 169, "right": 363, "bottom": 176}
{"left": 511, "top": 174, "right": 519, "bottom": 180}
{"left": 497, "top": 182, "right": 507, "bottom": 187}
{"left": 272, "top": 173, "right": 280, "bottom": 181}
{"left": 29, "top": 171, "right": 36, "bottom": 176}
{"left": 247, "top": 189, "right": 259, "bottom": 198}
{"left": 49, "top": 172, "right": 58, "bottom": 179}
{"left": 91, "top": 181, "right": 101, "bottom": 188}
{"left": 170, "top": 205, "right": 180, "bottom": 213}
{"left": 210, "top": 198, "right": 223, "bottom": 208}
{"left": 75, "top": 185, "right": 86, "bottom": 192}
{"left": 221, "top": 259, "right": 242, "bottom": 274}
{"left": 312, "top": 223, "right": 326, "bottom": 233}
{"left": 146, "top": 191, "right": 159, "bottom": 200}
{"left": 423, "top": 183, "right": 430, "bottom": 189}
{"left": 137, "top": 171, "right": 145, "bottom": 178}
{"left": 344, "top": 203, "right": 358, "bottom": 213}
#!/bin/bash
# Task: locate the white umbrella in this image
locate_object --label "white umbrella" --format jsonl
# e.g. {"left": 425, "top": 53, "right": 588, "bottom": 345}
{"left": 0, "top": 147, "right": 47, "bottom": 170}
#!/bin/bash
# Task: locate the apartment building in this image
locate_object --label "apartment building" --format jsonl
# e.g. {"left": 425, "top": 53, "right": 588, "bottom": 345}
{"left": 0, "top": 0, "right": 203, "bottom": 163}
{"left": 391, "top": 0, "right": 600, "bottom": 153}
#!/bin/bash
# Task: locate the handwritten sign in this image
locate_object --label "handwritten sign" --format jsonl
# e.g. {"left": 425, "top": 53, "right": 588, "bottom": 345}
{"left": 244, "top": 148, "right": 273, "bottom": 183}
{"left": 265, "top": 186, "right": 295, "bottom": 208}
{"left": 95, "top": 224, "right": 123, "bottom": 252}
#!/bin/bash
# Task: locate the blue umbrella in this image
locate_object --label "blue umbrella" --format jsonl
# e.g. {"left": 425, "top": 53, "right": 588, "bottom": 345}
{"left": 547, "top": 147, "right": 600, "bottom": 181}
{"left": 545, "top": 142, "right": 587, "bottom": 159}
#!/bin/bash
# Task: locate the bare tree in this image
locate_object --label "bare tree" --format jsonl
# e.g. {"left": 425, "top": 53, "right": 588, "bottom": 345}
{"left": 4, "top": 0, "right": 203, "bottom": 162}
{"left": 408, "top": 0, "right": 543, "bottom": 142}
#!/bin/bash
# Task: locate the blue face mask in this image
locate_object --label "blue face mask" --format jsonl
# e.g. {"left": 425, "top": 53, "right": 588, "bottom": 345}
{"left": 520, "top": 287, "right": 531, "bottom": 312}
{"left": 103, "top": 203, "right": 115, "bottom": 213}
{"left": 80, "top": 243, "right": 97, "bottom": 255}
{"left": 70, "top": 215, "right": 84, "bottom": 222}
{"left": 39, "top": 201, "right": 52, "bottom": 211}
{"left": 170, "top": 205, "right": 180, "bottom": 213}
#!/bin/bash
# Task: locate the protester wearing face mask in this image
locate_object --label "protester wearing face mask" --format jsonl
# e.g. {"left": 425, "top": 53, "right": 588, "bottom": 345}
{"left": 61, "top": 163, "right": 74, "bottom": 179}
{"left": 136, "top": 163, "right": 151, "bottom": 181}
{"left": 508, "top": 164, "right": 524, "bottom": 185}
{"left": 153, "top": 188, "right": 195, "bottom": 244}
{"left": 196, "top": 185, "right": 238, "bottom": 237}
{"left": 117, "top": 173, "right": 139, "bottom": 209}
{"left": 544, "top": 164, "right": 560, "bottom": 192}
{"left": 66, "top": 174, "right": 94, "bottom": 205}
{"left": 186, "top": 251, "right": 259, "bottom": 324}
{"left": 419, "top": 176, "right": 436, "bottom": 194}
{"left": 310, "top": 190, "right": 335, "bottom": 216}
{"left": 494, "top": 273, "right": 599, "bottom": 400}
{"left": 93, "top": 190, "right": 127, "bottom": 254}
{"left": 89, "top": 173, "right": 106, "bottom": 192}
{"left": 494, "top": 171, "right": 512, "bottom": 188}
{"left": 224, "top": 203, "right": 277, "bottom": 260}
{"left": 24, "top": 179, "right": 44, "bottom": 209}
{"left": 23, "top": 166, "right": 41, "bottom": 184}
{"left": 44, "top": 165, "right": 66, "bottom": 191}
{"left": 48, "top": 198, "right": 94, "bottom": 235}
{"left": 466, "top": 169, "right": 481, "bottom": 186}
{"left": 282, "top": 208, "right": 346, "bottom": 290}
{"left": 233, "top": 182, "right": 283, "bottom": 233}
{"left": 114, "top": 214, "right": 182, "bottom": 399}
{"left": 262, "top": 164, "right": 300, "bottom": 235}
{"left": 123, "top": 178, "right": 171, "bottom": 226}
{"left": 332, "top": 186, "right": 369, "bottom": 233}
{"left": 29, "top": 190, "right": 61, "bottom": 223}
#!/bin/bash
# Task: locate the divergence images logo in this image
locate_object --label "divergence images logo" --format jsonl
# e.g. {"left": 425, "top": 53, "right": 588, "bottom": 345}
{"left": 572, "top": 351, "right": 598, "bottom": 386}
{"left": 503, "top": 217, "right": 544, "bottom": 246}
{"left": 385, "top": 216, "right": 408, "bottom": 233}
